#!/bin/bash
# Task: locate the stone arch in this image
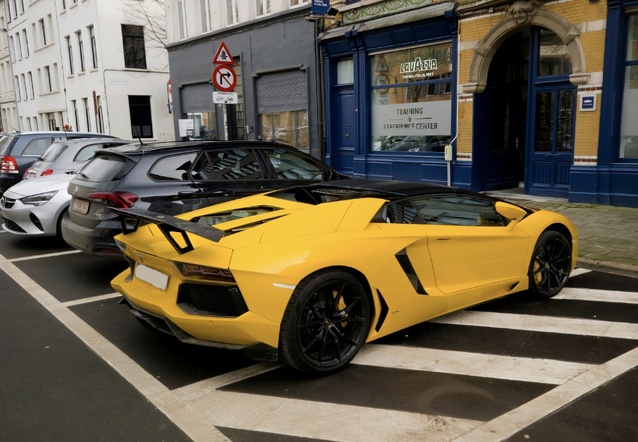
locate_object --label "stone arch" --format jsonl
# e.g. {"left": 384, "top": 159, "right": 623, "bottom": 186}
{"left": 462, "top": 5, "right": 589, "bottom": 93}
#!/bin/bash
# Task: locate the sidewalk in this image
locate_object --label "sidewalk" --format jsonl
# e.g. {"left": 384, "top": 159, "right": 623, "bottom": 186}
{"left": 488, "top": 191, "right": 638, "bottom": 275}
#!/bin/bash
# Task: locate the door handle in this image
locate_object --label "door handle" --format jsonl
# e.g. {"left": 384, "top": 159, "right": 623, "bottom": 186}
{"left": 545, "top": 154, "right": 560, "bottom": 159}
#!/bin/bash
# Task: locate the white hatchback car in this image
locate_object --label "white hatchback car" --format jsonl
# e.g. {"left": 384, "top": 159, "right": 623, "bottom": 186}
{"left": 1, "top": 173, "right": 74, "bottom": 237}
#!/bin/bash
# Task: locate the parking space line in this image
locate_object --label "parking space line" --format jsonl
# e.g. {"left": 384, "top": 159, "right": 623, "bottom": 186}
{"left": 160, "top": 388, "right": 483, "bottom": 441}
{"left": 9, "top": 249, "right": 82, "bottom": 262}
{"left": 62, "top": 292, "right": 122, "bottom": 307}
{"left": 0, "top": 252, "right": 230, "bottom": 442}
{"left": 453, "top": 346, "right": 638, "bottom": 441}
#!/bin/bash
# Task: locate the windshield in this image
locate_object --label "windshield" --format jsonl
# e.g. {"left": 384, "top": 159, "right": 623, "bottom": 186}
{"left": 77, "top": 154, "right": 132, "bottom": 182}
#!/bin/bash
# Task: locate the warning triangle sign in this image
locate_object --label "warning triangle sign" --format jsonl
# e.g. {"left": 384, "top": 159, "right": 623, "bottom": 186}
{"left": 213, "top": 42, "right": 233, "bottom": 65}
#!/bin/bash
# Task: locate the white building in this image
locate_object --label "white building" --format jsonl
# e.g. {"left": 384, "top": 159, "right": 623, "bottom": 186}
{"left": 0, "top": 0, "right": 18, "bottom": 132}
{"left": 2, "top": 0, "right": 172, "bottom": 141}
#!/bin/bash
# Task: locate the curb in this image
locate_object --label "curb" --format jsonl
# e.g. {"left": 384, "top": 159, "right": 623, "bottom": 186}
{"left": 577, "top": 257, "right": 638, "bottom": 275}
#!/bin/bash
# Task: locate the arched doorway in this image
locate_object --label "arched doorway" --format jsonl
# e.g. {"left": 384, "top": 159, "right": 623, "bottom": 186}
{"left": 475, "top": 26, "right": 576, "bottom": 197}
{"left": 463, "top": 3, "right": 589, "bottom": 198}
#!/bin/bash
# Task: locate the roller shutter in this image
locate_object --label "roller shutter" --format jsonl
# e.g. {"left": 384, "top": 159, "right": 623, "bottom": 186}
{"left": 256, "top": 70, "right": 307, "bottom": 114}
{"left": 181, "top": 83, "right": 215, "bottom": 113}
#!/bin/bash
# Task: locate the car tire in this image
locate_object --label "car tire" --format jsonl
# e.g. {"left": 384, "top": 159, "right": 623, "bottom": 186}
{"left": 279, "top": 270, "right": 370, "bottom": 375}
{"left": 56, "top": 208, "right": 68, "bottom": 238}
{"left": 528, "top": 230, "right": 572, "bottom": 298}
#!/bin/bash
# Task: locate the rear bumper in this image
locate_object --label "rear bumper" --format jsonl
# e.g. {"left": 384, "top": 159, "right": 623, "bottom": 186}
{"left": 120, "top": 297, "right": 279, "bottom": 362}
{"left": 60, "top": 211, "right": 123, "bottom": 258}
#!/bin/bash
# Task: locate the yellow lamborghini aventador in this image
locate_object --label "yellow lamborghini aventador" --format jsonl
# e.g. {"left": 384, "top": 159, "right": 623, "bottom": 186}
{"left": 111, "top": 179, "right": 578, "bottom": 375}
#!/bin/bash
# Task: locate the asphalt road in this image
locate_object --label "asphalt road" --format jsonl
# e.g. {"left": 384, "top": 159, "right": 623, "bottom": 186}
{"left": 1, "top": 231, "right": 637, "bottom": 441}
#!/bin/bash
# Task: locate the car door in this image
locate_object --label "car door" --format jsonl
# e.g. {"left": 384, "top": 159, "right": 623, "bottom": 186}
{"left": 404, "top": 194, "right": 530, "bottom": 309}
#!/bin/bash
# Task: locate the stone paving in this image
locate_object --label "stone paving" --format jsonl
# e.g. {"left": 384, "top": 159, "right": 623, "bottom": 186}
{"left": 488, "top": 192, "right": 638, "bottom": 275}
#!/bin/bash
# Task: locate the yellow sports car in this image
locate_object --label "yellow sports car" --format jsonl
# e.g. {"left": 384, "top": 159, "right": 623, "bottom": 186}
{"left": 111, "top": 179, "right": 578, "bottom": 375}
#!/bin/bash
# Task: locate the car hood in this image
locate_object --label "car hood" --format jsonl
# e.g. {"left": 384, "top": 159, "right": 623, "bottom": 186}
{"left": 4, "top": 173, "right": 74, "bottom": 198}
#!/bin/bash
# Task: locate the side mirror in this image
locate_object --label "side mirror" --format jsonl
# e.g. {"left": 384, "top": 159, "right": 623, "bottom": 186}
{"left": 495, "top": 201, "right": 527, "bottom": 222}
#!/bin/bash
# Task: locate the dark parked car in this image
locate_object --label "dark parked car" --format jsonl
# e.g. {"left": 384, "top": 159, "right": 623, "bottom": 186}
{"left": 0, "top": 131, "right": 118, "bottom": 195}
{"left": 61, "top": 140, "right": 347, "bottom": 257}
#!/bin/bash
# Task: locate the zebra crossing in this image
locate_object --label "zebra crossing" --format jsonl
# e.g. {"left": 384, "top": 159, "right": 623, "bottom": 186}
{"left": 151, "top": 267, "right": 638, "bottom": 441}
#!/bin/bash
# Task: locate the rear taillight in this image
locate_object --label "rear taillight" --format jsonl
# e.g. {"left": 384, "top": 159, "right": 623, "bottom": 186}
{"left": 1, "top": 156, "right": 19, "bottom": 174}
{"left": 87, "top": 191, "right": 138, "bottom": 208}
{"left": 171, "top": 262, "right": 236, "bottom": 282}
{"left": 40, "top": 169, "right": 53, "bottom": 177}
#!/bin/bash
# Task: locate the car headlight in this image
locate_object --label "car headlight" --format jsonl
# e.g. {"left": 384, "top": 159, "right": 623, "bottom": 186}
{"left": 21, "top": 190, "right": 59, "bottom": 206}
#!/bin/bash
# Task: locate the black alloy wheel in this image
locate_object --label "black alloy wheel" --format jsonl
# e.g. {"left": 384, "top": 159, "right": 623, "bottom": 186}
{"left": 528, "top": 230, "right": 572, "bottom": 298}
{"left": 279, "top": 270, "right": 370, "bottom": 375}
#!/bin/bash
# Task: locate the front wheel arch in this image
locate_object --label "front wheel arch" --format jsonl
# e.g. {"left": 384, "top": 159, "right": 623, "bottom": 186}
{"left": 278, "top": 267, "right": 374, "bottom": 375}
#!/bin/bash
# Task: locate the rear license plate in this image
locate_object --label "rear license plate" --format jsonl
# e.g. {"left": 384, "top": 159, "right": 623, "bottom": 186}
{"left": 136, "top": 264, "right": 169, "bottom": 291}
{"left": 72, "top": 198, "right": 89, "bottom": 214}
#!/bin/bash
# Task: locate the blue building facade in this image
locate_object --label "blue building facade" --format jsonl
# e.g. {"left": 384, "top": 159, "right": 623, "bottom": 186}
{"left": 320, "top": 0, "right": 638, "bottom": 207}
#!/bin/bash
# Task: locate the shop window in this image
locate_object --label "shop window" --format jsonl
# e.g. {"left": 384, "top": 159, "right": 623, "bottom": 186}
{"left": 128, "top": 95, "right": 153, "bottom": 138}
{"left": 121, "top": 24, "right": 147, "bottom": 69}
{"left": 185, "top": 112, "right": 217, "bottom": 140}
{"left": 620, "top": 14, "right": 638, "bottom": 160}
{"left": 260, "top": 110, "right": 309, "bottom": 152}
{"left": 370, "top": 42, "right": 453, "bottom": 153}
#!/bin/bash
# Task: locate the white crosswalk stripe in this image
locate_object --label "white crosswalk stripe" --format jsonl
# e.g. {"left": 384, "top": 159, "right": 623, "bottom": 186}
{"left": 352, "top": 345, "right": 594, "bottom": 384}
{"left": 430, "top": 310, "right": 638, "bottom": 340}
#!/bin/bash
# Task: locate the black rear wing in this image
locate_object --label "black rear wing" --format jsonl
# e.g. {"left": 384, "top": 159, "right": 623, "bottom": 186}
{"left": 112, "top": 208, "right": 224, "bottom": 254}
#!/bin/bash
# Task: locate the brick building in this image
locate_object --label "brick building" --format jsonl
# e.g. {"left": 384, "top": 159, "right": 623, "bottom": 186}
{"left": 320, "top": 0, "right": 637, "bottom": 207}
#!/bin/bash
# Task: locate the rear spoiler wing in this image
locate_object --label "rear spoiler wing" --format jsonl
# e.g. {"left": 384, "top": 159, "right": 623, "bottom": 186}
{"left": 112, "top": 208, "right": 224, "bottom": 254}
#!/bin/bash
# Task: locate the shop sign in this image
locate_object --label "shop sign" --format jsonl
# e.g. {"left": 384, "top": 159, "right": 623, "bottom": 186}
{"left": 311, "top": 0, "right": 331, "bottom": 15}
{"left": 372, "top": 101, "right": 451, "bottom": 137}
{"left": 579, "top": 94, "right": 596, "bottom": 112}
{"left": 400, "top": 57, "right": 438, "bottom": 79}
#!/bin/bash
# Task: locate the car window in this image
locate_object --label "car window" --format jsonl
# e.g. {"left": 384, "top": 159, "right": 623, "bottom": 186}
{"left": 41, "top": 143, "right": 69, "bottom": 162}
{"left": 0, "top": 135, "right": 13, "bottom": 155}
{"left": 78, "top": 154, "right": 130, "bottom": 182}
{"left": 148, "top": 153, "right": 198, "bottom": 181}
{"left": 191, "top": 149, "right": 263, "bottom": 180}
{"left": 22, "top": 138, "right": 54, "bottom": 156}
{"left": 263, "top": 148, "right": 326, "bottom": 180}
{"left": 74, "top": 144, "right": 105, "bottom": 162}
{"left": 389, "top": 195, "right": 505, "bottom": 226}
